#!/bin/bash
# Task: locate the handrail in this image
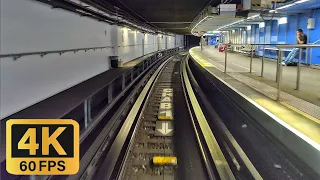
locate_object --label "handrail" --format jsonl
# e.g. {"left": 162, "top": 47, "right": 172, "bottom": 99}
{"left": 0, "top": 46, "right": 113, "bottom": 60}
{"left": 0, "top": 43, "right": 163, "bottom": 60}
{"left": 223, "top": 43, "right": 320, "bottom": 47}
{"left": 223, "top": 43, "right": 290, "bottom": 46}
{"left": 117, "top": 43, "right": 158, "bottom": 47}
{"left": 276, "top": 44, "right": 320, "bottom": 48}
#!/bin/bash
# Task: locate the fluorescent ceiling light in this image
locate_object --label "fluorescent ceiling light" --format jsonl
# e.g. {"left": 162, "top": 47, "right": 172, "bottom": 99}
{"left": 207, "top": 31, "right": 221, "bottom": 33}
{"left": 217, "top": 14, "right": 258, "bottom": 31}
{"left": 259, "top": 22, "right": 265, "bottom": 28}
{"left": 191, "top": 16, "right": 211, "bottom": 34}
{"left": 267, "top": 0, "right": 310, "bottom": 15}
{"left": 277, "top": 4, "right": 295, "bottom": 9}
{"left": 278, "top": 17, "right": 287, "bottom": 24}
{"left": 203, "top": 33, "right": 219, "bottom": 36}
{"left": 214, "top": 0, "right": 312, "bottom": 32}
{"left": 248, "top": 14, "right": 259, "bottom": 19}
{"left": 294, "top": 0, "right": 311, "bottom": 4}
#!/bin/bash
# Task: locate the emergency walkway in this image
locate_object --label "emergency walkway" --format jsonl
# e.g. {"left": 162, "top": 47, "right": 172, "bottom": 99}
{"left": 0, "top": 49, "right": 176, "bottom": 179}
{"left": 190, "top": 46, "right": 320, "bottom": 176}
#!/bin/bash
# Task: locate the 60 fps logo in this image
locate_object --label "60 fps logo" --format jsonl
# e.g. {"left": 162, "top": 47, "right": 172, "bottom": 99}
{"left": 6, "top": 119, "right": 79, "bottom": 175}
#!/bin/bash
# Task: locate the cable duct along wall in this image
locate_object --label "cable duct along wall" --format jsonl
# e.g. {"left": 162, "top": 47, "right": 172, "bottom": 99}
{"left": 36, "top": 0, "right": 164, "bottom": 34}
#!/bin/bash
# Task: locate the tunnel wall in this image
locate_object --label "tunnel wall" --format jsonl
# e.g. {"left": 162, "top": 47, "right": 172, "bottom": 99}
{"left": 0, "top": 0, "right": 114, "bottom": 119}
{"left": 175, "top": 35, "right": 185, "bottom": 48}
{"left": 117, "top": 28, "right": 144, "bottom": 63}
{"left": 144, "top": 34, "right": 157, "bottom": 55}
{"left": 186, "top": 35, "right": 200, "bottom": 49}
{"left": 167, "top": 36, "right": 175, "bottom": 49}
{"left": 162, "top": 35, "right": 166, "bottom": 50}
{"left": 0, "top": 0, "right": 184, "bottom": 119}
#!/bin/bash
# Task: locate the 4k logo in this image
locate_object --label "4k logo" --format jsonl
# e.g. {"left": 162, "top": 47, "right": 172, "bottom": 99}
{"left": 6, "top": 119, "right": 79, "bottom": 175}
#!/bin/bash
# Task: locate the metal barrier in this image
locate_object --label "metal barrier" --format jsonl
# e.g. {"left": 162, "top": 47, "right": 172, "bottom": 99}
{"left": 223, "top": 43, "right": 278, "bottom": 74}
{"left": 275, "top": 44, "right": 320, "bottom": 100}
{"left": 309, "top": 39, "right": 320, "bottom": 65}
{"left": 223, "top": 43, "right": 320, "bottom": 101}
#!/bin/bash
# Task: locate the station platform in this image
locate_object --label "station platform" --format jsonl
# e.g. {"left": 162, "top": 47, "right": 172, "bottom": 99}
{"left": 189, "top": 46, "right": 320, "bottom": 145}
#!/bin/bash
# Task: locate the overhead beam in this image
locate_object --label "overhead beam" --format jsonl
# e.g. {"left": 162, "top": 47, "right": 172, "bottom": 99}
{"left": 283, "top": 9, "right": 312, "bottom": 14}
{"left": 149, "top": 22, "right": 192, "bottom": 24}
{"left": 161, "top": 27, "right": 189, "bottom": 29}
{"left": 241, "top": 21, "right": 263, "bottom": 24}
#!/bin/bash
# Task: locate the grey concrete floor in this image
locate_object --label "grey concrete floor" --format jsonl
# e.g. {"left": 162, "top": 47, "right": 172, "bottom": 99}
{"left": 201, "top": 46, "right": 320, "bottom": 106}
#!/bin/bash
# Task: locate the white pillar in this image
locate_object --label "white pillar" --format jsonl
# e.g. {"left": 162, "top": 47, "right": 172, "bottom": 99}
{"left": 111, "top": 25, "right": 119, "bottom": 56}
{"left": 165, "top": 36, "right": 168, "bottom": 49}
{"left": 158, "top": 36, "right": 161, "bottom": 51}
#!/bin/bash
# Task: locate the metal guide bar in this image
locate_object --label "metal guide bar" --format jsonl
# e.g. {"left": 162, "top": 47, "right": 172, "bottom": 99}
{"left": 181, "top": 56, "right": 216, "bottom": 180}
{"left": 182, "top": 55, "right": 236, "bottom": 180}
{"left": 185, "top": 57, "right": 263, "bottom": 180}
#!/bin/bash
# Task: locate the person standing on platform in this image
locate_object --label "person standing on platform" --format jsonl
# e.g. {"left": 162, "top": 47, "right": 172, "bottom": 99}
{"left": 215, "top": 39, "right": 219, "bottom": 48}
{"left": 227, "top": 40, "right": 232, "bottom": 47}
{"left": 282, "top": 29, "right": 307, "bottom": 66}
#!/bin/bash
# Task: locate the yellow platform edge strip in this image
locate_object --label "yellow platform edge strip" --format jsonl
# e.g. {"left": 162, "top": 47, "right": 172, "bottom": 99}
{"left": 281, "top": 102, "right": 320, "bottom": 125}
{"left": 189, "top": 49, "right": 214, "bottom": 67}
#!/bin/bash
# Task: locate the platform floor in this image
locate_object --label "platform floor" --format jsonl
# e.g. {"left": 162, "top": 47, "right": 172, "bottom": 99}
{"left": 190, "top": 46, "right": 320, "bottom": 145}
{"left": 203, "top": 46, "right": 320, "bottom": 105}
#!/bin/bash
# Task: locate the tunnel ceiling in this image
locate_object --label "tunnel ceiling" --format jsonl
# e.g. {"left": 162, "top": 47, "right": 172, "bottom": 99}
{"left": 102, "top": 0, "right": 215, "bottom": 34}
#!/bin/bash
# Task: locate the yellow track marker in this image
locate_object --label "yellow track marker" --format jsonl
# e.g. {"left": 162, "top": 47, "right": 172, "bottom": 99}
{"left": 153, "top": 156, "right": 177, "bottom": 166}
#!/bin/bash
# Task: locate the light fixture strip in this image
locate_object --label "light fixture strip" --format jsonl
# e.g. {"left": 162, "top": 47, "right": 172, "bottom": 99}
{"left": 191, "top": 16, "right": 211, "bottom": 35}
{"left": 216, "top": 0, "right": 311, "bottom": 31}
